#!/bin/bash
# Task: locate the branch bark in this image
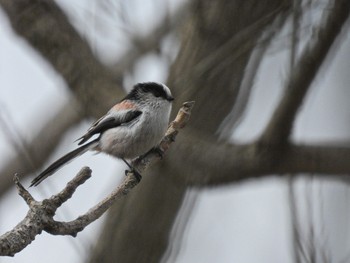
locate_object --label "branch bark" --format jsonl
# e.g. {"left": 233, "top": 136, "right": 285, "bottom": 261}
{"left": 168, "top": 135, "right": 350, "bottom": 186}
{"left": 0, "top": 167, "right": 91, "bottom": 257}
{"left": 0, "top": 101, "right": 194, "bottom": 257}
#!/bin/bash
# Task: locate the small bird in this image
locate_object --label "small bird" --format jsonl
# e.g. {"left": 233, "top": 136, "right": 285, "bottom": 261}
{"left": 30, "top": 82, "right": 174, "bottom": 187}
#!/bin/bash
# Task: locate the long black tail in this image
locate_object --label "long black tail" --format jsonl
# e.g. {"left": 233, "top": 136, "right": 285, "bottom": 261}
{"left": 30, "top": 139, "right": 99, "bottom": 187}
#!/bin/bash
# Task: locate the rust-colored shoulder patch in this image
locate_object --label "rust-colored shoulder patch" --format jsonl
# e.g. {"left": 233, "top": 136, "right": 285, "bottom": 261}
{"left": 113, "top": 100, "right": 136, "bottom": 110}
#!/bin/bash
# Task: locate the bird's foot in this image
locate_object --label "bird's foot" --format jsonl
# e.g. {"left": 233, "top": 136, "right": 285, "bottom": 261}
{"left": 125, "top": 168, "right": 142, "bottom": 182}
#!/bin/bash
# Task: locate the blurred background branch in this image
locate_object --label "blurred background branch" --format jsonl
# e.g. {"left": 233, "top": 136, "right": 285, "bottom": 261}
{"left": 261, "top": 0, "right": 350, "bottom": 145}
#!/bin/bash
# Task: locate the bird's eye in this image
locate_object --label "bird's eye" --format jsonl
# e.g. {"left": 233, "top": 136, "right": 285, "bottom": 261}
{"left": 153, "top": 91, "right": 161, "bottom": 97}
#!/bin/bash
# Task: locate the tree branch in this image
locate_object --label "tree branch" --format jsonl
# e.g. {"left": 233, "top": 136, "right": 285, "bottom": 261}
{"left": 0, "top": 168, "right": 91, "bottom": 257}
{"left": 260, "top": 0, "right": 350, "bottom": 145}
{"left": 0, "top": 101, "right": 194, "bottom": 257}
{"left": 168, "top": 134, "right": 350, "bottom": 186}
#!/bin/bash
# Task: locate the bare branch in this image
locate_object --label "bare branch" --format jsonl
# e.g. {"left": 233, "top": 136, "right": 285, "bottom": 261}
{"left": 261, "top": 0, "right": 350, "bottom": 145}
{"left": 168, "top": 135, "right": 350, "bottom": 186}
{"left": 0, "top": 167, "right": 91, "bottom": 257}
{"left": 0, "top": 101, "right": 194, "bottom": 256}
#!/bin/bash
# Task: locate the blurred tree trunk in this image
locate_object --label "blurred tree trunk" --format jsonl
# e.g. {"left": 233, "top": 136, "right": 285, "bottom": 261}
{"left": 88, "top": 1, "right": 290, "bottom": 262}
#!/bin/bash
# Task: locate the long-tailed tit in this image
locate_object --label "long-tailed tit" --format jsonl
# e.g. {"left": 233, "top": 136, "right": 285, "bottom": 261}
{"left": 30, "top": 82, "right": 174, "bottom": 187}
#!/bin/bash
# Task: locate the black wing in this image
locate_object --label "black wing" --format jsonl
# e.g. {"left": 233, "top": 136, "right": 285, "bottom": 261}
{"left": 76, "top": 110, "right": 142, "bottom": 145}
